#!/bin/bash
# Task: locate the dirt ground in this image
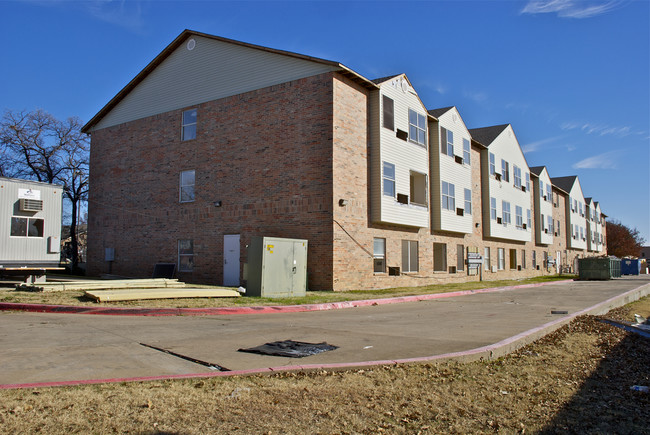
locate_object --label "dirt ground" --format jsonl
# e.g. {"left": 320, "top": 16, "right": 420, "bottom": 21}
{"left": 1, "top": 297, "right": 647, "bottom": 434}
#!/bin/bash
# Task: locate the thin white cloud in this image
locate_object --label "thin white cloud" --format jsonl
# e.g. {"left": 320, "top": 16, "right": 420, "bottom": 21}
{"left": 572, "top": 150, "right": 618, "bottom": 169}
{"left": 521, "top": 135, "right": 564, "bottom": 153}
{"left": 521, "top": 0, "right": 625, "bottom": 19}
{"left": 463, "top": 89, "right": 488, "bottom": 104}
{"left": 562, "top": 121, "right": 638, "bottom": 137}
{"left": 84, "top": 0, "right": 145, "bottom": 32}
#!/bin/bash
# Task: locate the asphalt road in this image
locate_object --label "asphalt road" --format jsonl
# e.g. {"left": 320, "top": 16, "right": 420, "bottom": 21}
{"left": 1, "top": 275, "right": 648, "bottom": 387}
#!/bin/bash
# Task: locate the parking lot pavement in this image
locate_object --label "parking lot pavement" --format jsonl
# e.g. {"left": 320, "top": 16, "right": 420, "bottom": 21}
{"left": 1, "top": 275, "right": 648, "bottom": 388}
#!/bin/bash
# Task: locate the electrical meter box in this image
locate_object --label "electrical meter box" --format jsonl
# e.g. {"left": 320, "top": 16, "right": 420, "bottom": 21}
{"left": 246, "top": 236, "right": 308, "bottom": 298}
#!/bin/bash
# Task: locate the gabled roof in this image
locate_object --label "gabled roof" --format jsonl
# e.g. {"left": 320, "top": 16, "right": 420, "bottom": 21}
{"left": 427, "top": 106, "right": 454, "bottom": 118}
{"left": 550, "top": 175, "right": 578, "bottom": 195}
{"left": 468, "top": 124, "right": 509, "bottom": 147}
{"left": 529, "top": 166, "right": 546, "bottom": 177}
{"left": 82, "top": 29, "right": 378, "bottom": 133}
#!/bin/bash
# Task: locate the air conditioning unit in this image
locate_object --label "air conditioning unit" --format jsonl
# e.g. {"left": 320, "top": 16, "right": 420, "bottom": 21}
{"left": 554, "top": 232, "right": 558, "bottom": 236}
{"left": 454, "top": 155, "right": 463, "bottom": 165}
{"left": 396, "top": 129, "right": 408, "bottom": 141}
{"left": 491, "top": 265, "right": 497, "bottom": 273}
{"left": 497, "top": 217, "right": 502, "bottom": 224}
{"left": 449, "top": 266, "right": 457, "bottom": 274}
{"left": 517, "top": 265, "right": 522, "bottom": 271}
{"left": 19, "top": 198, "right": 43, "bottom": 212}
{"left": 543, "top": 195, "right": 547, "bottom": 201}
{"left": 388, "top": 266, "right": 401, "bottom": 276}
{"left": 523, "top": 224, "right": 527, "bottom": 229}
{"left": 521, "top": 186, "right": 526, "bottom": 192}
{"left": 397, "top": 193, "right": 409, "bottom": 204}
{"left": 544, "top": 229, "right": 548, "bottom": 234}
{"left": 456, "top": 208, "right": 464, "bottom": 216}
{"left": 495, "top": 173, "right": 502, "bottom": 181}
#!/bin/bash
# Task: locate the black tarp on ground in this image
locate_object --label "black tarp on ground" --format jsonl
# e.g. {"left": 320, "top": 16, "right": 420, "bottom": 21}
{"left": 238, "top": 340, "right": 338, "bottom": 358}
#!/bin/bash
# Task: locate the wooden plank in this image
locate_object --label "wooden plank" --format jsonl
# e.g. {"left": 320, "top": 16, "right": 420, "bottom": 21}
{"left": 84, "top": 288, "right": 241, "bottom": 302}
{"left": 16, "top": 279, "right": 187, "bottom": 292}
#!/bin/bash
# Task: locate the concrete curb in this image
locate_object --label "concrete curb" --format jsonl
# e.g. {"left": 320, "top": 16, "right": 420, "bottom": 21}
{"left": 0, "top": 279, "right": 573, "bottom": 316}
{"left": 2, "top": 280, "right": 647, "bottom": 390}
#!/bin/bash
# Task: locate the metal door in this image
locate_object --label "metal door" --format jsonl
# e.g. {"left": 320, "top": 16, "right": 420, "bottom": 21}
{"left": 223, "top": 234, "right": 240, "bottom": 286}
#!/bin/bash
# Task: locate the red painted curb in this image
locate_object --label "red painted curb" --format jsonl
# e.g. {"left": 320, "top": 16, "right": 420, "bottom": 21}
{"left": 0, "top": 280, "right": 573, "bottom": 317}
{"left": 1, "top": 281, "right": 573, "bottom": 316}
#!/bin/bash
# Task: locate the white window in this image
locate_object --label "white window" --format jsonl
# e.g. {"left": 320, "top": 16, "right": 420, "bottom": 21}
{"left": 182, "top": 109, "right": 197, "bottom": 141}
{"left": 513, "top": 166, "right": 522, "bottom": 189}
{"left": 180, "top": 170, "right": 195, "bottom": 202}
{"left": 434, "top": 242, "right": 447, "bottom": 272}
{"left": 525, "top": 172, "right": 530, "bottom": 191}
{"left": 502, "top": 201, "right": 511, "bottom": 224}
{"left": 178, "top": 239, "right": 194, "bottom": 272}
{"left": 408, "top": 109, "right": 426, "bottom": 146}
{"left": 548, "top": 216, "right": 554, "bottom": 234}
{"left": 441, "top": 128, "right": 454, "bottom": 156}
{"left": 410, "top": 171, "right": 428, "bottom": 206}
{"left": 490, "top": 197, "right": 497, "bottom": 220}
{"left": 580, "top": 227, "right": 584, "bottom": 240}
{"left": 383, "top": 162, "right": 395, "bottom": 197}
{"left": 497, "top": 248, "right": 505, "bottom": 270}
{"left": 484, "top": 247, "right": 491, "bottom": 271}
{"left": 527, "top": 209, "right": 531, "bottom": 229}
{"left": 402, "top": 240, "right": 419, "bottom": 273}
{"left": 515, "top": 206, "right": 523, "bottom": 228}
{"left": 546, "top": 185, "right": 552, "bottom": 203}
{"left": 540, "top": 181, "right": 545, "bottom": 199}
{"left": 501, "top": 160, "right": 510, "bottom": 182}
{"left": 464, "top": 189, "right": 472, "bottom": 215}
{"left": 442, "top": 181, "right": 455, "bottom": 211}
{"left": 463, "top": 139, "right": 470, "bottom": 164}
{"left": 489, "top": 153, "right": 496, "bottom": 175}
{"left": 10, "top": 217, "right": 44, "bottom": 237}
{"left": 373, "top": 238, "right": 386, "bottom": 273}
{"left": 382, "top": 95, "right": 394, "bottom": 131}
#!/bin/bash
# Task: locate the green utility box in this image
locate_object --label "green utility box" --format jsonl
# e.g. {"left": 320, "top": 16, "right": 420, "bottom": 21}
{"left": 245, "top": 236, "right": 308, "bottom": 298}
{"left": 578, "top": 257, "right": 621, "bottom": 280}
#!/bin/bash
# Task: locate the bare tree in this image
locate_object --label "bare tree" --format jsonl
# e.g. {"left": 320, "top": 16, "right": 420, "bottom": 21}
{"left": 1, "top": 109, "right": 89, "bottom": 269}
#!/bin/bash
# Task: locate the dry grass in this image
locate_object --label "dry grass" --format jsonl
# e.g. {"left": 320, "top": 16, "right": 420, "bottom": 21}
{"left": 0, "top": 274, "right": 573, "bottom": 308}
{"left": 1, "top": 297, "right": 647, "bottom": 434}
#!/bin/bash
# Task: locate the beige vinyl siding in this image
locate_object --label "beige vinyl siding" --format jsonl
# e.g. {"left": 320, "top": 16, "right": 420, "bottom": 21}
{"left": 482, "top": 126, "right": 531, "bottom": 242}
{"left": 533, "top": 168, "right": 554, "bottom": 245}
{"left": 0, "top": 178, "right": 62, "bottom": 265}
{"left": 93, "top": 35, "right": 338, "bottom": 131}
{"left": 373, "top": 76, "right": 429, "bottom": 228}
{"left": 435, "top": 108, "right": 472, "bottom": 234}
{"left": 567, "top": 181, "right": 587, "bottom": 250}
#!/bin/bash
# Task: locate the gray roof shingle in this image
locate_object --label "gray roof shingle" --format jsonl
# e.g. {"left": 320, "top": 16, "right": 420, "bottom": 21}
{"left": 468, "top": 124, "right": 509, "bottom": 146}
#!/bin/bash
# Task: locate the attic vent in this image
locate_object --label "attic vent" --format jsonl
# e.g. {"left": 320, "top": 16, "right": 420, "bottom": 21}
{"left": 20, "top": 198, "right": 43, "bottom": 212}
{"left": 187, "top": 38, "right": 196, "bottom": 51}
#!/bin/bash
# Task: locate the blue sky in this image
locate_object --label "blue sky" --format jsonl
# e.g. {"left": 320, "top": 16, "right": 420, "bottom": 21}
{"left": 1, "top": 0, "right": 649, "bottom": 243}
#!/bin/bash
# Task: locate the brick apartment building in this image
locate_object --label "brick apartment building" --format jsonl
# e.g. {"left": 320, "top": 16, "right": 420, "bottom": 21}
{"left": 82, "top": 30, "right": 607, "bottom": 291}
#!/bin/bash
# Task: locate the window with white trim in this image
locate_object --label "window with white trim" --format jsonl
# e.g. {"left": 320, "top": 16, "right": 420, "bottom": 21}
{"left": 515, "top": 206, "right": 523, "bottom": 228}
{"left": 408, "top": 109, "right": 426, "bottom": 147}
{"left": 382, "top": 95, "right": 394, "bottom": 131}
{"left": 182, "top": 109, "right": 197, "bottom": 141}
{"left": 442, "top": 181, "right": 455, "bottom": 211}
{"left": 513, "top": 165, "right": 522, "bottom": 189}
{"left": 525, "top": 172, "right": 530, "bottom": 191}
{"left": 502, "top": 201, "right": 511, "bottom": 224}
{"left": 489, "top": 153, "right": 496, "bottom": 175}
{"left": 540, "top": 181, "right": 545, "bottom": 199}
{"left": 410, "top": 171, "right": 428, "bottom": 206}
{"left": 373, "top": 238, "right": 386, "bottom": 273}
{"left": 548, "top": 215, "right": 554, "bottom": 234}
{"left": 501, "top": 160, "right": 510, "bottom": 182}
{"left": 497, "top": 248, "right": 505, "bottom": 270}
{"left": 463, "top": 139, "right": 470, "bottom": 164}
{"left": 484, "top": 247, "right": 491, "bottom": 271}
{"left": 490, "top": 197, "right": 497, "bottom": 220}
{"left": 546, "top": 185, "right": 552, "bottom": 203}
{"left": 180, "top": 170, "right": 195, "bottom": 203}
{"left": 10, "top": 217, "right": 44, "bottom": 237}
{"left": 383, "top": 162, "right": 395, "bottom": 197}
{"left": 464, "top": 188, "right": 472, "bottom": 215}
{"left": 178, "top": 239, "right": 194, "bottom": 272}
{"left": 527, "top": 209, "right": 531, "bottom": 229}
{"left": 402, "top": 240, "right": 419, "bottom": 273}
{"left": 441, "top": 128, "right": 454, "bottom": 156}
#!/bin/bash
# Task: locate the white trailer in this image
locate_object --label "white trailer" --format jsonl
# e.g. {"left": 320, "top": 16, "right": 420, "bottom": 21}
{"left": 0, "top": 177, "right": 63, "bottom": 281}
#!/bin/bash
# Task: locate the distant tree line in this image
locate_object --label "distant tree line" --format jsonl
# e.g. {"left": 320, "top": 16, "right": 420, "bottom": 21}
{"left": 0, "top": 109, "right": 88, "bottom": 270}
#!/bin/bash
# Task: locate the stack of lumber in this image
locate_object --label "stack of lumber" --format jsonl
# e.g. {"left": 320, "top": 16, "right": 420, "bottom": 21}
{"left": 16, "top": 278, "right": 186, "bottom": 293}
{"left": 84, "top": 287, "right": 241, "bottom": 302}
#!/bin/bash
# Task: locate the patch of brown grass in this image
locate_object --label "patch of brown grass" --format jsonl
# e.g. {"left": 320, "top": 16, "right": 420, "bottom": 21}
{"left": 1, "top": 297, "right": 648, "bottom": 434}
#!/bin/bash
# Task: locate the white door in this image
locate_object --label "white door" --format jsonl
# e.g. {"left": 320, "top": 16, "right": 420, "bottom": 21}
{"left": 223, "top": 234, "right": 240, "bottom": 287}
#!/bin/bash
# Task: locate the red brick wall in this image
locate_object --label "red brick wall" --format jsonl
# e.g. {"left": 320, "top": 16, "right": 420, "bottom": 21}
{"left": 87, "top": 73, "right": 337, "bottom": 289}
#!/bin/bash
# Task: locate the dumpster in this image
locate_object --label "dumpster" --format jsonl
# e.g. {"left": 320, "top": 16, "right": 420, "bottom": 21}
{"left": 621, "top": 258, "right": 641, "bottom": 275}
{"left": 578, "top": 257, "right": 621, "bottom": 280}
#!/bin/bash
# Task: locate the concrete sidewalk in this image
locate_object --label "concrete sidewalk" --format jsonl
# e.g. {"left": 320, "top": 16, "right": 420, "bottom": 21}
{"left": 1, "top": 276, "right": 648, "bottom": 389}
